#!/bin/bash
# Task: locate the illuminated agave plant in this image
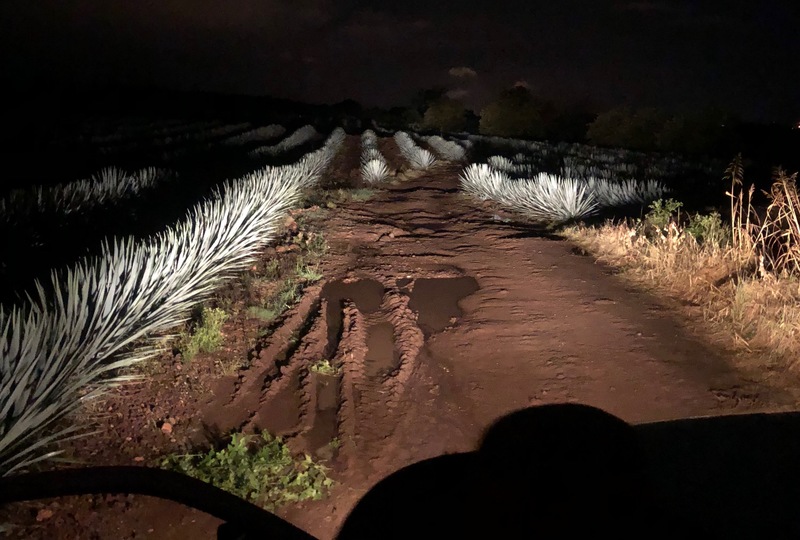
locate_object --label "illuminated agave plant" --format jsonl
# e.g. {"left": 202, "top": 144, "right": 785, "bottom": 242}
{"left": 588, "top": 178, "right": 666, "bottom": 207}
{"left": 0, "top": 129, "right": 345, "bottom": 476}
{"left": 460, "top": 164, "right": 598, "bottom": 222}
{"left": 407, "top": 148, "right": 436, "bottom": 170}
{"left": 360, "top": 129, "right": 391, "bottom": 183}
{"left": 487, "top": 156, "right": 515, "bottom": 172}
{"left": 394, "top": 132, "right": 436, "bottom": 170}
{"left": 361, "top": 129, "right": 379, "bottom": 148}
{"left": 248, "top": 125, "right": 320, "bottom": 158}
{"left": 361, "top": 159, "right": 390, "bottom": 184}
{"left": 222, "top": 124, "right": 286, "bottom": 146}
{"left": 0, "top": 167, "right": 172, "bottom": 223}
{"left": 504, "top": 174, "right": 598, "bottom": 222}
{"left": 360, "top": 148, "right": 384, "bottom": 165}
{"left": 459, "top": 164, "right": 509, "bottom": 201}
{"left": 424, "top": 135, "right": 466, "bottom": 161}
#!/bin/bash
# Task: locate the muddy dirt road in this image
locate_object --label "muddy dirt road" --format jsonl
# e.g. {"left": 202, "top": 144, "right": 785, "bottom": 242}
{"left": 224, "top": 161, "right": 791, "bottom": 539}
{"left": 8, "top": 149, "right": 795, "bottom": 539}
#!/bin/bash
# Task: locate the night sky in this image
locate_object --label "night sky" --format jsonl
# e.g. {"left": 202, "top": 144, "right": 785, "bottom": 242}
{"left": 2, "top": 0, "right": 798, "bottom": 122}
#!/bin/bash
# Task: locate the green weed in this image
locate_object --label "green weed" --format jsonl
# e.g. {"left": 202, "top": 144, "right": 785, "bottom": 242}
{"left": 295, "top": 257, "right": 323, "bottom": 283}
{"left": 644, "top": 198, "right": 683, "bottom": 230}
{"left": 162, "top": 431, "right": 333, "bottom": 511}
{"left": 247, "top": 306, "right": 281, "bottom": 323}
{"left": 310, "top": 358, "right": 339, "bottom": 376}
{"left": 347, "top": 188, "right": 377, "bottom": 202}
{"left": 180, "top": 307, "right": 228, "bottom": 361}
{"left": 263, "top": 259, "right": 281, "bottom": 280}
{"left": 687, "top": 211, "right": 728, "bottom": 248}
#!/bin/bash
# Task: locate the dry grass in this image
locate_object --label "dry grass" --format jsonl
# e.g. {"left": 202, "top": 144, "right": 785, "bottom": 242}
{"left": 563, "top": 165, "right": 800, "bottom": 374}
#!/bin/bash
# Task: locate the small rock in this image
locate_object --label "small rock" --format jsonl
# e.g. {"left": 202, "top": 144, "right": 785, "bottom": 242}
{"left": 283, "top": 215, "right": 298, "bottom": 232}
{"left": 35, "top": 508, "right": 54, "bottom": 522}
{"left": 133, "top": 456, "right": 145, "bottom": 463}
{"left": 161, "top": 422, "right": 173, "bottom": 434}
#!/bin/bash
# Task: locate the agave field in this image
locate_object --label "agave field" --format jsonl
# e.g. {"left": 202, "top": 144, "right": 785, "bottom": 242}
{"left": 2, "top": 117, "right": 788, "bottom": 540}
{"left": 0, "top": 126, "right": 346, "bottom": 475}
{"left": 0, "top": 120, "right": 721, "bottom": 476}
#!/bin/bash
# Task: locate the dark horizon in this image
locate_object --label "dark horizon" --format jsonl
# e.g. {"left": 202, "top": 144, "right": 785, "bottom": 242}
{"left": 1, "top": 1, "right": 798, "bottom": 123}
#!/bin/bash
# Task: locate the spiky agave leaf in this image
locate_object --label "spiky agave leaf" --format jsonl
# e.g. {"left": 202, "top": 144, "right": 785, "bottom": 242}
{"left": 0, "top": 129, "right": 345, "bottom": 476}
{"left": 361, "top": 159, "right": 390, "bottom": 184}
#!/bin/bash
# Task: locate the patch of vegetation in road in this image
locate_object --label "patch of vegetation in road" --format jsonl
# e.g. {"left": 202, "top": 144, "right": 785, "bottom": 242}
{"left": 162, "top": 431, "right": 334, "bottom": 510}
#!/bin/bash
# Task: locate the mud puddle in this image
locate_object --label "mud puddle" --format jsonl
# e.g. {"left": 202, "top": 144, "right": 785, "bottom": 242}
{"left": 408, "top": 277, "right": 479, "bottom": 336}
{"left": 364, "top": 322, "right": 400, "bottom": 378}
{"left": 321, "top": 278, "right": 384, "bottom": 355}
{"left": 306, "top": 374, "right": 340, "bottom": 458}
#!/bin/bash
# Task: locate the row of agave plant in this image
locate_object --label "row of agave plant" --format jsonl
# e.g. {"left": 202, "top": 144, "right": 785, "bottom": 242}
{"left": 360, "top": 129, "right": 391, "bottom": 184}
{"left": 0, "top": 128, "right": 346, "bottom": 476}
{"left": 394, "top": 132, "right": 436, "bottom": 170}
{"left": 420, "top": 135, "right": 466, "bottom": 162}
{"left": 102, "top": 122, "right": 252, "bottom": 158}
{"left": 463, "top": 133, "right": 716, "bottom": 185}
{"left": 248, "top": 124, "right": 320, "bottom": 158}
{"left": 87, "top": 118, "right": 224, "bottom": 147}
{"left": 460, "top": 152, "right": 666, "bottom": 223}
{"left": 221, "top": 124, "right": 286, "bottom": 147}
{"left": 0, "top": 167, "right": 173, "bottom": 225}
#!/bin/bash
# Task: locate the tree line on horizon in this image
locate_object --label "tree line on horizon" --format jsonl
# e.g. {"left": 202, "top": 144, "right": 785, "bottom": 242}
{"left": 360, "top": 85, "right": 754, "bottom": 158}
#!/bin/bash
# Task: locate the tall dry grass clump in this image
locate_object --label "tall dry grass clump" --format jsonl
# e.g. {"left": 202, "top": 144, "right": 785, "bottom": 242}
{"left": 564, "top": 159, "right": 800, "bottom": 372}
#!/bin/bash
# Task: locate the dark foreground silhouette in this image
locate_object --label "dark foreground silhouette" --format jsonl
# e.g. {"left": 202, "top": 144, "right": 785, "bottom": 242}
{"left": 2, "top": 403, "right": 799, "bottom": 539}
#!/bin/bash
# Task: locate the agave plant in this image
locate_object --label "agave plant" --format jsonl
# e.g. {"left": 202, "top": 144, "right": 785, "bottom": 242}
{"left": 0, "top": 129, "right": 345, "bottom": 476}
{"left": 424, "top": 135, "right": 466, "bottom": 161}
{"left": 361, "top": 159, "right": 391, "bottom": 184}
{"left": 249, "top": 125, "right": 320, "bottom": 158}
{"left": 507, "top": 174, "right": 598, "bottom": 222}
{"left": 361, "top": 129, "right": 379, "bottom": 148}
{"left": 0, "top": 167, "right": 172, "bottom": 224}
{"left": 222, "top": 124, "right": 286, "bottom": 146}
{"left": 406, "top": 148, "right": 436, "bottom": 170}
{"left": 393, "top": 132, "right": 436, "bottom": 170}
{"left": 588, "top": 178, "right": 667, "bottom": 207}
{"left": 360, "top": 148, "right": 384, "bottom": 165}
{"left": 487, "top": 156, "right": 515, "bottom": 172}
{"left": 460, "top": 164, "right": 509, "bottom": 201}
{"left": 460, "top": 164, "right": 598, "bottom": 222}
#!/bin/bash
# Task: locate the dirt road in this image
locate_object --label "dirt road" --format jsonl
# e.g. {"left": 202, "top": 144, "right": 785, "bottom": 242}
{"left": 7, "top": 144, "right": 793, "bottom": 539}
{"left": 239, "top": 160, "right": 790, "bottom": 538}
